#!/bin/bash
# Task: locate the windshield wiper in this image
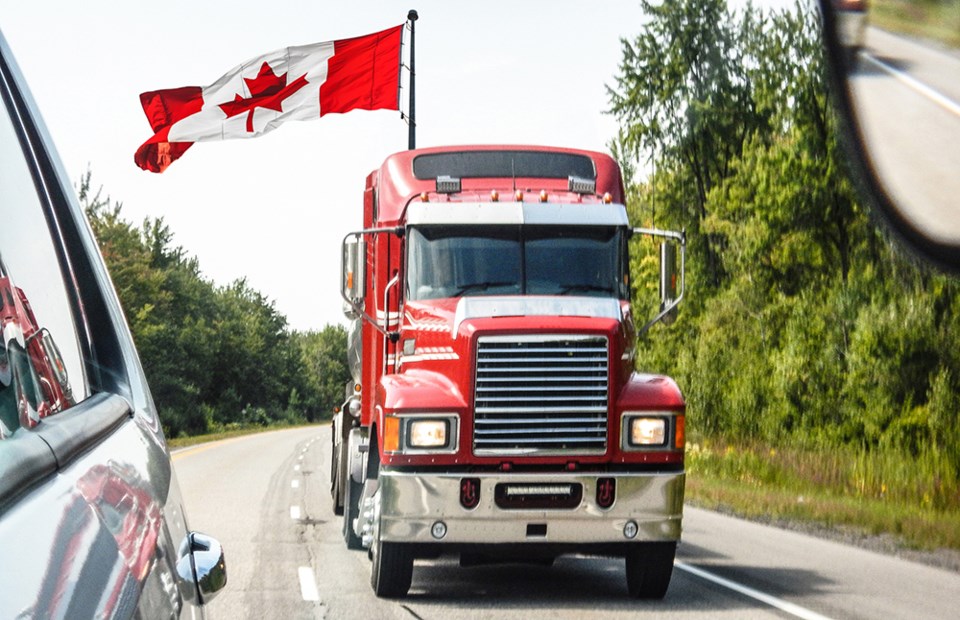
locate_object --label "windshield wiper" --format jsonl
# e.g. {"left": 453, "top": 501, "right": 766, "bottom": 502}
{"left": 452, "top": 281, "right": 515, "bottom": 297}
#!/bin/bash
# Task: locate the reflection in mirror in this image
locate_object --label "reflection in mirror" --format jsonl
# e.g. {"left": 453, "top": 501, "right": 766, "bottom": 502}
{"left": 838, "top": 0, "right": 960, "bottom": 245}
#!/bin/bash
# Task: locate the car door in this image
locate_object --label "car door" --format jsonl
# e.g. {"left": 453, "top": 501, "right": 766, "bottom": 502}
{"left": 0, "top": 29, "right": 222, "bottom": 619}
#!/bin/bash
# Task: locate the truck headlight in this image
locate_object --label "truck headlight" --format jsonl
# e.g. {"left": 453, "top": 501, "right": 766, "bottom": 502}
{"left": 408, "top": 419, "right": 449, "bottom": 448}
{"left": 384, "top": 414, "right": 459, "bottom": 454}
{"left": 630, "top": 417, "right": 666, "bottom": 446}
{"left": 621, "top": 413, "right": 677, "bottom": 450}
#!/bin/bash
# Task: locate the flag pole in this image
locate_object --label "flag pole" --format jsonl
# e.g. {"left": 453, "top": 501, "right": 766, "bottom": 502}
{"left": 407, "top": 9, "right": 418, "bottom": 150}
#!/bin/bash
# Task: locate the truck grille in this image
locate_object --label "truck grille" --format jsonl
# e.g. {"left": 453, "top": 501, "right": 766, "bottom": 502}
{"left": 473, "top": 335, "right": 609, "bottom": 455}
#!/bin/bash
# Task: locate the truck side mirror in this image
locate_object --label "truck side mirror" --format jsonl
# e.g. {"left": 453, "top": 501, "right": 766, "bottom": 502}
{"left": 633, "top": 227, "right": 685, "bottom": 334}
{"left": 659, "top": 242, "right": 678, "bottom": 325}
{"left": 342, "top": 238, "right": 366, "bottom": 305}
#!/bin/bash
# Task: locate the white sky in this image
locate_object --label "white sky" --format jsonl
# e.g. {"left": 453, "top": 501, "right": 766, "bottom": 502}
{"left": 1, "top": 1, "right": 784, "bottom": 331}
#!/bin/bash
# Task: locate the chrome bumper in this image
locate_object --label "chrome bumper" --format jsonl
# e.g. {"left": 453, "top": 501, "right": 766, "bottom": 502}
{"left": 377, "top": 470, "right": 684, "bottom": 544}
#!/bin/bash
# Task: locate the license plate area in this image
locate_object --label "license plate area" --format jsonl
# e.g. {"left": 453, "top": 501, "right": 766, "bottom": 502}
{"left": 494, "top": 482, "right": 583, "bottom": 509}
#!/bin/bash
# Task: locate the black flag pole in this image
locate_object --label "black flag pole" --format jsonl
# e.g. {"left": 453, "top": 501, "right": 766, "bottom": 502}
{"left": 407, "top": 9, "right": 418, "bottom": 150}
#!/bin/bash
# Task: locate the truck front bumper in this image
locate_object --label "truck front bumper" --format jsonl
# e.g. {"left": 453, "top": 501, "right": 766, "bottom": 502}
{"left": 377, "top": 470, "right": 684, "bottom": 545}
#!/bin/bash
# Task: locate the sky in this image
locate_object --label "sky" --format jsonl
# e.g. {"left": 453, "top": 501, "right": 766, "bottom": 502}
{"left": 1, "top": 1, "right": 780, "bottom": 331}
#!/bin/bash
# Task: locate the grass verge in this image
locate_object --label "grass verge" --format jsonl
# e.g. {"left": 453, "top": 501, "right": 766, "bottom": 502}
{"left": 870, "top": 0, "right": 960, "bottom": 49}
{"left": 685, "top": 438, "right": 960, "bottom": 552}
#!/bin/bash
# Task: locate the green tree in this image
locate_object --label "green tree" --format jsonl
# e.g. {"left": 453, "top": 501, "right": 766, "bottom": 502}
{"left": 79, "top": 171, "right": 312, "bottom": 437}
{"left": 292, "top": 325, "right": 351, "bottom": 422}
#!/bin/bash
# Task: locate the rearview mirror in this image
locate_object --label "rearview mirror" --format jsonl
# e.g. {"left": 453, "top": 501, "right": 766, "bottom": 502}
{"left": 820, "top": 0, "right": 960, "bottom": 270}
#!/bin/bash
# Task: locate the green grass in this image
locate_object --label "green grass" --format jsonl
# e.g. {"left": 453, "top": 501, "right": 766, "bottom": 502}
{"left": 685, "top": 438, "right": 960, "bottom": 551}
{"left": 870, "top": 0, "right": 960, "bottom": 48}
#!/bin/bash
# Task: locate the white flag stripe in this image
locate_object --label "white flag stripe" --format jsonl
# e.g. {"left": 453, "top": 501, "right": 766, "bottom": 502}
{"left": 168, "top": 42, "right": 335, "bottom": 142}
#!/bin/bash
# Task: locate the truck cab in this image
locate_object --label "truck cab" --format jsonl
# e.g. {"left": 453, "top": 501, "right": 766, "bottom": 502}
{"left": 333, "top": 145, "right": 685, "bottom": 599}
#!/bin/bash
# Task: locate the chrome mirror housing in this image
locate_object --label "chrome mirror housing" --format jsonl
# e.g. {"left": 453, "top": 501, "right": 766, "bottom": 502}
{"left": 178, "top": 531, "right": 227, "bottom": 605}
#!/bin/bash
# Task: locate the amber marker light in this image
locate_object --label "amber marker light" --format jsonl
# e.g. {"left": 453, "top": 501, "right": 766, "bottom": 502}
{"left": 539, "top": 190, "right": 548, "bottom": 202}
{"left": 383, "top": 415, "right": 400, "bottom": 452}
{"left": 515, "top": 189, "right": 524, "bottom": 201}
{"left": 491, "top": 189, "right": 499, "bottom": 202}
{"left": 419, "top": 192, "right": 429, "bottom": 202}
{"left": 602, "top": 192, "right": 613, "bottom": 204}
{"left": 675, "top": 415, "right": 686, "bottom": 449}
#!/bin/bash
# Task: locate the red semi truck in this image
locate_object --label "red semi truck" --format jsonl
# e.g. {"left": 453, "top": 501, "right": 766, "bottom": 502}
{"left": 331, "top": 145, "right": 686, "bottom": 598}
{"left": 0, "top": 260, "right": 74, "bottom": 437}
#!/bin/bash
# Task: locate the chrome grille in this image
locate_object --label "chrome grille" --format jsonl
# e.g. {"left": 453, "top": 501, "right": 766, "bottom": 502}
{"left": 473, "top": 335, "right": 608, "bottom": 455}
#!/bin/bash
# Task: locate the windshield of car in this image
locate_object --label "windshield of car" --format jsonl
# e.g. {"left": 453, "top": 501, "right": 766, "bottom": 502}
{"left": 406, "top": 225, "right": 627, "bottom": 301}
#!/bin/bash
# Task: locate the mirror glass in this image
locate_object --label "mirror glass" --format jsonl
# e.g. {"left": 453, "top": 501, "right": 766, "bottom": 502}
{"left": 838, "top": 0, "right": 960, "bottom": 244}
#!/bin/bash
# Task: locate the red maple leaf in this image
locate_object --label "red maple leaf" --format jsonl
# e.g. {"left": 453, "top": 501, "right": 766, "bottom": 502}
{"left": 219, "top": 62, "right": 309, "bottom": 132}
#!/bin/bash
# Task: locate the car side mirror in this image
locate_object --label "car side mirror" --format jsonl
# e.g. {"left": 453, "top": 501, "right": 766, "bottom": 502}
{"left": 820, "top": 0, "right": 960, "bottom": 271}
{"left": 177, "top": 532, "right": 227, "bottom": 605}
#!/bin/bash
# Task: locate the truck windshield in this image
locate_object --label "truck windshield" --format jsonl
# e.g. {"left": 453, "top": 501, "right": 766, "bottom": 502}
{"left": 406, "top": 225, "right": 627, "bottom": 301}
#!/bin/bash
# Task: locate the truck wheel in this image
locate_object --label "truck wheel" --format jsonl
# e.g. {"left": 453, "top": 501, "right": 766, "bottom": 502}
{"left": 342, "top": 474, "right": 364, "bottom": 550}
{"left": 370, "top": 537, "right": 413, "bottom": 598}
{"left": 625, "top": 541, "right": 676, "bottom": 599}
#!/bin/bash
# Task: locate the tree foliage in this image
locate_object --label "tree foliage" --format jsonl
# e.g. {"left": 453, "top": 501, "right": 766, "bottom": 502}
{"left": 79, "top": 173, "right": 346, "bottom": 437}
{"left": 611, "top": 0, "right": 960, "bottom": 483}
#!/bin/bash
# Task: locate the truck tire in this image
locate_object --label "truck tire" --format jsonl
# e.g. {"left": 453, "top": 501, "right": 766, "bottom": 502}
{"left": 625, "top": 541, "right": 676, "bottom": 599}
{"left": 370, "top": 537, "right": 413, "bottom": 598}
{"left": 330, "top": 420, "right": 344, "bottom": 515}
{"left": 342, "top": 474, "right": 364, "bottom": 550}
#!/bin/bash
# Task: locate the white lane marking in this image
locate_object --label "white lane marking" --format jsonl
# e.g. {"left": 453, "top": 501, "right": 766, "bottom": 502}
{"left": 675, "top": 561, "right": 834, "bottom": 620}
{"left": 290, "top": 505, "right": 301, "bottom": 520}
{"left": 291, "top": 480, "right": 300, "bottom": 489}
{"left": 861, "top": 52, "right": 960, "bottom": 118}
{"left": 298, "top": 566, "right": 320, "bottom": 601}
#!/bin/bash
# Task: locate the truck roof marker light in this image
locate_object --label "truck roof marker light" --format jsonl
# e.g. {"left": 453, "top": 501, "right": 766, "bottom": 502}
{"left": 419, "top": 192, "right": 429, "bottom": 202}
{"left": 568, "top": 175, "right": 596, "bottom": 195}
{"left": 490, "top": 190, "right": 499, "bottom": 202}
{"left": 354, "top": 383, "right": 361, "bottom": 393}
{"left": 539, "top": 190, "right": 548, "bottom": 203}
{"left": 515, "top": 190, "right": 524, "bottom": 202}
{"left": 436, "top": 175, "right": 461, "bottom": 194}
{"left": 603, "top": 192, "right": 613, "bottom": 204}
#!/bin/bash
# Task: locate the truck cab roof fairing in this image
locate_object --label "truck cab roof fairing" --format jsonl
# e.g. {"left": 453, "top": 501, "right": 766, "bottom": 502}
{"left": 372, "top": 145, "right": 626, "bottom": 225}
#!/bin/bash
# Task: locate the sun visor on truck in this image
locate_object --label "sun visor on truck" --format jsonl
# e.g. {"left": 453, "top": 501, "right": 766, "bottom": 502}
{"left": 406, "top": 202, "right": 629, "bottom": 227}
{"left": 412, "top": 150, "right": 596, "bottom": 181}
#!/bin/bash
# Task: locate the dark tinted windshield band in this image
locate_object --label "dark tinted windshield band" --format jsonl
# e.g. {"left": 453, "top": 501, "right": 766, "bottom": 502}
{"left": 413, "top": 151, "right": 595, "bottom": 181}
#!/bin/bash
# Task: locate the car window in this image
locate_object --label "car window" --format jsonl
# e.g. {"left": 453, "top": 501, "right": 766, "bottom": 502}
{"left": 0, "top": 82, "right": 87, "bottom": 439}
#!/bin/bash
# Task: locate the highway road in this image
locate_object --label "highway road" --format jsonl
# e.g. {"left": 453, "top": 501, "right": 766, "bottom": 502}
{"left": 847, "top": 27, "right": 960, "bottom": 243}
{"left": 173, "top": 426, "right": 960, "bottom": 620}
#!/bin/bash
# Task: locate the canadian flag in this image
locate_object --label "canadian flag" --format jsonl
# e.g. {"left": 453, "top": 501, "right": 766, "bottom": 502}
{"left": 135, "top": 25, "right": 402, "bottom": 173}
